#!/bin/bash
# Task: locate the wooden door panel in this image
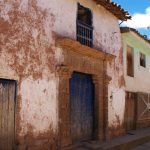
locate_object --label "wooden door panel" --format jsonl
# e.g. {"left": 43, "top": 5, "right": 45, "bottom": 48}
{"left": 137, "top": 93, "right": 149, "bottom": 120}
{"left": 0, "top": 82, "right": 3, "bottom": 149}
{"left": 8, "top": 83, "right": 15, "bottom": 149}
{"left": 70, "top": 72, "right": 94, "bottom": 142}
{"left": 125, "top": 92, "right": 136, "bottom": 131}
{"left": 0, "top": 80, "right": 16, "bottom": 150}
{"left": 136, "top": 93, "right": 150, "bottom": 128}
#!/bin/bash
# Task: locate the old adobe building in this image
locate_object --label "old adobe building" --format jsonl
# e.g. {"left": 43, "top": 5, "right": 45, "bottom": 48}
{"left": 0, "top": 0, "right": 130, "bottom": 149}
{"left": 121, "top": 27, "right": 150, "bottom": 132}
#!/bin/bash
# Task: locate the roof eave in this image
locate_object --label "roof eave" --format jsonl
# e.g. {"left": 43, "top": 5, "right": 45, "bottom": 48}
{"left": 120, "top": 27, "right": 150, "bottom": 45}
{"left": 93, "top": 0, "right": 131, "bottom": 21}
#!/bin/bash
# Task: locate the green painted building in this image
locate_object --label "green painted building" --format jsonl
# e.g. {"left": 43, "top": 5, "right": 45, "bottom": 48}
{"left": 121, "top": 27, "right": 150, "bottom": 131}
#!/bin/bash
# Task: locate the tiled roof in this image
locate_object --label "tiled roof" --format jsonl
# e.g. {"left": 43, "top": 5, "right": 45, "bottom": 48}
{"left": 120, "top": 27, "right": 150, "bottom": 44}
{"left": 93, "top": 0, "right": 131, "bottom": 21}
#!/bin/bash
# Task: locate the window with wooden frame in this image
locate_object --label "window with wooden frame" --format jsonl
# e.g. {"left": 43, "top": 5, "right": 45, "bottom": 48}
{"left": 127, "top": 46, "right": 134, "bottom": 77}
{"left": 77, "top": 3, "right": 93, "bottom": 47}
{"left": 140, "top": 52, "right": 146, "bottom": 68}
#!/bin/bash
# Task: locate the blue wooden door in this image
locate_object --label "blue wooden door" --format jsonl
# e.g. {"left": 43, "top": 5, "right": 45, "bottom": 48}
{"left": 70, "top": 72, "right": 94, "bottom": 142}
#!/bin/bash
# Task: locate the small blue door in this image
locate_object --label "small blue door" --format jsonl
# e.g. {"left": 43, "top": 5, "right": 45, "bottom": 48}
{"left": 70, "top": 72, "right": 94, "bottom": 142}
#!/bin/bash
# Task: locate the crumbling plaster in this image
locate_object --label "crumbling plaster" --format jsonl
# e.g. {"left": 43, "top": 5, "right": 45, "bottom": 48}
{"left": 51, "top": 0, "right": 125, "bottom": 130}
{"left": 0, "top": 0, "right": 125, "bottom": 142}
{"left": 0, "top": 0, "right": 59, "bottom": 140}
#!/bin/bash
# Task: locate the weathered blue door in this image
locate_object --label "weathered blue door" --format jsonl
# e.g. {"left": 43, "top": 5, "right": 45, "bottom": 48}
{"left": 70, "top": 72, "right": 94, "bottom": 142}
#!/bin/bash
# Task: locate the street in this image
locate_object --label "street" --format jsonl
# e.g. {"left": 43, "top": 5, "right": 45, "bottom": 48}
{"left": 131, "top": 141, "right": 150, "bottom": 150}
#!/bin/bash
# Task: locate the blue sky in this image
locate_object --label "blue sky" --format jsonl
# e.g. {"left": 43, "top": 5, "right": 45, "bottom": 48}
{"left": 113, "top": 0, "right": 150, "bottom": 38}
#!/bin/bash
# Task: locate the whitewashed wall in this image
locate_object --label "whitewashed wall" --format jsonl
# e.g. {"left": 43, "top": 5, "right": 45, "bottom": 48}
{"left": 0, "top": 0, "right": 125, "bottom": 138}
{"left": 122, "top": 32, "right": 150, "bottom": 93}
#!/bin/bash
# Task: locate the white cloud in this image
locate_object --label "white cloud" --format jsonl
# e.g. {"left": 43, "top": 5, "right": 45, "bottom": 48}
{"left": 122, "top": 7, "right": 150, "bottom": 29}
{"left": 146, "top": 7, "right": 150, "bottom": 14}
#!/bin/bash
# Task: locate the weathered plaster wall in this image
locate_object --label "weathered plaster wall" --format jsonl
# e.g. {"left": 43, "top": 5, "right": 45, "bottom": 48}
{"left": 41, "top": 0, "right": 125, "bottom": 135}
{"left": 49, "top": 0, "right": 125, "bottom": 134}
{"left": 0, "top": 0, "right": 59, "bottom": 148}
{"left": 0, "top": 0, "right": 125, "bottom": 145}
{"left": 122, "top": 32, "right": 150, "bottom": 93}
{"left": 35, "top": 0, "right": 126, "bottom": 134}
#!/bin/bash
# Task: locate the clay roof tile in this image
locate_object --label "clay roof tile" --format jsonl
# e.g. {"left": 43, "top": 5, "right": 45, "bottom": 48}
{"left": 93, "top": 0, "right": 131, "bottom": 21}
{"left": 120, "top": 27, "right": 150, "bottom": 44}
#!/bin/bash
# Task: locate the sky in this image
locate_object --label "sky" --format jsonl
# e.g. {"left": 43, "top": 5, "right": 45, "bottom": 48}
{"left": 113, "top": 0, "right": 150, "bottom": 38}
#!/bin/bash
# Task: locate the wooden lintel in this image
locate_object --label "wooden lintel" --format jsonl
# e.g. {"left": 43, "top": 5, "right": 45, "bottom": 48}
{"left": 56, "top": 37, "right": 116, "bottom": 62}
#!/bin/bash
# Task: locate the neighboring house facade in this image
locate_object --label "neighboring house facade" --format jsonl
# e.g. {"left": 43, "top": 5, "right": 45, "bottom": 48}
{"left": 0, "top": 0, "right": 130, "bottom": 149}
{"left": 121, "top": 27, "right": 150, "bottom": 132}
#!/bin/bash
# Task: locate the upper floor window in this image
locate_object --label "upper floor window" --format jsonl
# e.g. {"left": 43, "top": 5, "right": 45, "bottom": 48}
{"left": 140, "top": 52, "right": 146, "bottom": 68}
{"left": 127, "top": 45, "right": 134, "bottom": 77}
{"left": 77, "top": 3, "right": 93, "bottom": 47}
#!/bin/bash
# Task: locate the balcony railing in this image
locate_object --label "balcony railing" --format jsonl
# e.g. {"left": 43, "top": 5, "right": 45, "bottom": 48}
{"left": 77, "top": 21, "right": 93, "bottom": 47}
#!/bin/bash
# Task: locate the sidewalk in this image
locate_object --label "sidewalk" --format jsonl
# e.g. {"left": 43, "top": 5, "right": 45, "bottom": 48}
{"left": 131, "top": 141, "right": 150, "bottom": 150}
{"left": 63, "top": 127, "right": 150, "bottom": 150}
{"left": 83, "top": 127, "right": 150, "bottom": 150}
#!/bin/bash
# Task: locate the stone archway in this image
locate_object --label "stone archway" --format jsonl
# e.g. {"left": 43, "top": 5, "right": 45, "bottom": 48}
{"left": 56, "top": 37, "right": 114, "bottom": 147}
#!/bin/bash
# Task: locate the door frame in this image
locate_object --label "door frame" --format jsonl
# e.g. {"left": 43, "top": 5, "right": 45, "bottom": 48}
{"left": 57, "top": 66, "right": 111, "bottom": 147}
{"left": 56, "top": 38, "right": 114, "bottom": 147}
